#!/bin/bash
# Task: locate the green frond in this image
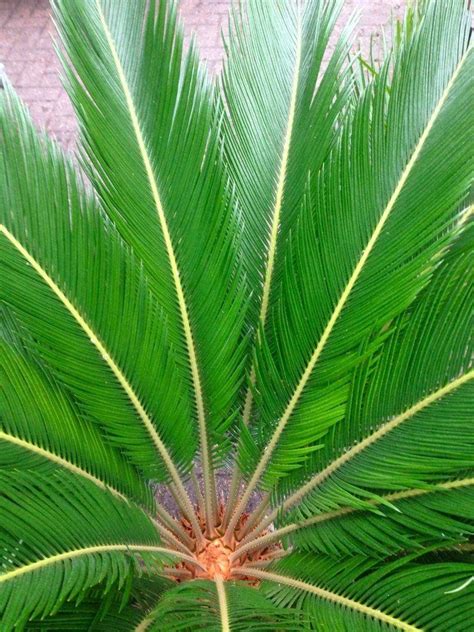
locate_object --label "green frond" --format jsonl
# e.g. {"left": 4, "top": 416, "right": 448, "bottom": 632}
{"left": 0, "top": 471, "right": 184, "bottom": 630}
{"left": 220, "top": 0, "right": 356, "bottom": 533}
{"left": 281, "top": 215, "right": 473, "bottom": 522}
{"left": 1, "top": 0, "right": 472, "bottom": 629}
{"left": 257, "top": 553, "right": 474, "bottom": 631}
{"left": 221, "top": 0, "right": 355, "bottom": 331}
{"left": 25, "top": 577, "right": 171, "bottom": 631}
{"left": 238, "top": 0, "right": 472, "bottom": 490}
{"left": 0, "top": 305, "right": 151, "bottom": 508}
{"left": 25, "top": 598, "right": 145, "bottom": 631}
{"left": 288, "top": 479, "right": 474, "bottom": 558}
{"left": 52, "top": 0, "right": 248, "bottom": 515}
{"left": 240, "top": 214, "right": 473, "bottom": 555}
{"left": 140, "top": 579, "right": 305, "bottom": 631}
{"left": 25, "top": 602, "right": 142, "bottom": 631}
{"left": 0, "top": 85, "right": 197, "bottom": 483}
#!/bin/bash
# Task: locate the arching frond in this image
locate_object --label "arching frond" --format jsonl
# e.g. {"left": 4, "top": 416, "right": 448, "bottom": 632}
{"left": 289, "top": 479, "right": 474, "bottom": 558}
{"left": 220, "top": 0, "right": 357, "bottom": 530}
{"left": 237, "top": 0, "right": 472, "bottom": 496}
{"left": 25, "top": 601, "right": 143, "bottom": 631}
{"left": 281, "top": 215, "right": 473, "bottom": 522}
{"left": 249, "top": 553, "right": 474, "bottom": 631}
{"left": 139, "top": 580, "right": 305, "bottom": 631}
{"left": 236, "top": 478, "right": 474, "bottom": 562}
{"left": 0, "top": 305, "right": 151, "bottom": 508}
{"left": 24, "top": 578, "right": 171, "bottom": 631}
{"left": 53, "top": 0, "right": 248, "bottom": 527}
{"left": 0, "top": 0, "right": 472, "bottom": 629}
{"left": 0, "top": 85, "right": 199, "bottom": 528}
{"left": 0, "top": 472, "right": 191, "bottom": 629}
{"left": 240, "top": 212, "right": 472, "bottom": 550}
{"left": 221, "top": 0, "right": 355, "bottom": 364}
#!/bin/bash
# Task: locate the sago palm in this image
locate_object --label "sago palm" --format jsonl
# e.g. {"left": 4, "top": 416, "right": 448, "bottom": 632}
{"left": 1, "top": 0, "right": 473, "bottom": 629}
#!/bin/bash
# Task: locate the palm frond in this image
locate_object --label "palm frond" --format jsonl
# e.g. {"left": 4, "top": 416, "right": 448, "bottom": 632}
{"left": 220, "top": 0, "right": 357, "bottom": 531}
{"left": 52, "top": 0, "right": 248, "bottom": 527}
{"left": 240, "top": 211, "right": 472, "bottom": 549}
{"left": 221, "top": 0, "right": 355, "bottom": 338}
{"left": 24, "top": 577, "right": 171, "bottom": 631}
{"left": 250, "top": 553, "right": 474, "bottom": 631}
{"left": 140, "top": 579, "right": 305, "bottom": 631}
{"left": 236, "top": 0, "right": 472, "bottom": 497}
{"left": 0, "top": 305, "right": 150, "bottom": 508}
{"left": 0, "top": 84, "right": 202, "bottom": 529}
{"left": 1, "top": 0, "right": 472, "bottom": 629}
{"left": 290, "top": 479, "right": 474, "bottom": 558}
{"left": 25, "top": 601, "right": 143, "bottom": 631}
{"left": 0, "top": 471, "right": 190, "bottom": 629}
{"left": 281, "top": 214, "right": 473, "bottom": 520}
{"left": 237, "top": 478, "right": 473, "bottom": 562}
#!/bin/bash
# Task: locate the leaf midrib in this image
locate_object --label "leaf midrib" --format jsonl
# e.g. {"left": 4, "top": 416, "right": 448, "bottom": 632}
{"left": 225, "top": 6, "right": 304, "bottom": 539}
{"left": 0, "top": 430, "right": 125, "bottom": 499}
{"left": 215, "top": 575, "right": 231, "bottom": 632}
{"left": 94, "top": 0, "right": 215, "bottom": 526}
{"left": 240, "top": 45, "right": 471, "bottom": 498}
{"left": 241, "top": 6, "right": 303, "bottom": 426}
{"left": 0, "top": 544, "right": 198, "bottom": 583}
{"left": 300, "top": 475, "right": 474, "bottom": 529}
{"left": 0, "top": 224, "right": 200, "bottom": 536}
{"left": 232, "top": 567, "right": 421, "bottom": 632}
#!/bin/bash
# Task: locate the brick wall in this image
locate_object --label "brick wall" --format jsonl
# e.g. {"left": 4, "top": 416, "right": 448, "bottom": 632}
{"left": 0, "top": 0, "right": 404, "bottom": 151}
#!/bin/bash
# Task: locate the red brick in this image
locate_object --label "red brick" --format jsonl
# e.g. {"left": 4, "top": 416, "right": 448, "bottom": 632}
{"left": 1, "top": 58, "right": 23, "bottom": 79}
{"left": 200, "top": 46, "right": 224, "bottom": 62}
{"left": 8, "top": 48, "right": 56, "bottom": 61}
{"left": 0, "top": 9, "right": 13, "bottom": 26}
{"left": 27, "top": 101, "right": 54, "bottom": 118}
{"left": 35, "top": 32, "right": 54, "bottom": 49}
{"left": 17, "top": 86, "right": 61, "bottom": 101}
{"left": 6, "top": 14, "right": 50, "bottom": 27}
{"left": 48, "top": 115, "right": 77, "bottom": 134}
{"left": 16, "top": 61, "right": 50, "bottom": 86}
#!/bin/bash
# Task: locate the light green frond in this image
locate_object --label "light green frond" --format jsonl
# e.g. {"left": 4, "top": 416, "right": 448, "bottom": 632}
{"left": 0, "top": 471, "right": 187, "bottom": 630}
{"left": 0, "top": 0, "right": 472, "bottom": 629}
{"left": 282, "top": 216, "right": 473, "bottom": 522}
{"left": 254, "top": 553, "right": 474, "bottom": 631}
{"left": 287, "top": 478, "right": 474, "bottom": 558}
{"left": 24, "top": 578, "right": 171, "bottom": 631}
{"left": 221, "top": 0, "right": 357, "bottom": 533}
{"left": 140, "top": 579, "right": 305, "bottom": 631}
{"left": 25, "top": 601, "right": 143, "bottom": 631}
{"left": 53, "top": 0, "right": 248, "bottom": 520}
{"left": 239, "top": 0, "right": 472, "bottom": 490}
{"left": 0, "top": 85, "right": 196, "bottom": 484}
{"left": 221, "top": 0, "right": 355, "bottom": 334}
{"left": 233, "top": 477, "right": 474, "bottom": 562}
{"left": 242, "top": 217, "right": 473, "bottom": 551}
{"left": 0, "top": 305, "right": 151, "bottom": 508}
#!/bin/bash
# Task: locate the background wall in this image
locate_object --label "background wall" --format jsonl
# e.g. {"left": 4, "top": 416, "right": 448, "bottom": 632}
{"left": 0, "top": 0, "right": 404, "bottom": 152}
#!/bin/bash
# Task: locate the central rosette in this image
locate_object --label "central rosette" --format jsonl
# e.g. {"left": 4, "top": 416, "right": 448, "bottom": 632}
{"left": 195, "top": 537, "right": 234, "bottom": 579}
{"left": 169, "top": 506, "right": 282, "bottom": 582}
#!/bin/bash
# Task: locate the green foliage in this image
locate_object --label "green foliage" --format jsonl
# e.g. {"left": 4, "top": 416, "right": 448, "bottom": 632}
{"left": 0, "top": 472, "right": 174, "bottom": 629}
{"left": 0, "top": 0, "right": 472, "bottom": 630}
{"left": 265, "top": 553, "right": 474, "bottom": 631}
{"left": 145, "top": 580, "right": 307, "bottom": 631}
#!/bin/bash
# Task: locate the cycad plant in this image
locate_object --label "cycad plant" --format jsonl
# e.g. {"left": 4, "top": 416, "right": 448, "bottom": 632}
{"left": 1, "top": 0, "right": 473, "bottom": 629}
